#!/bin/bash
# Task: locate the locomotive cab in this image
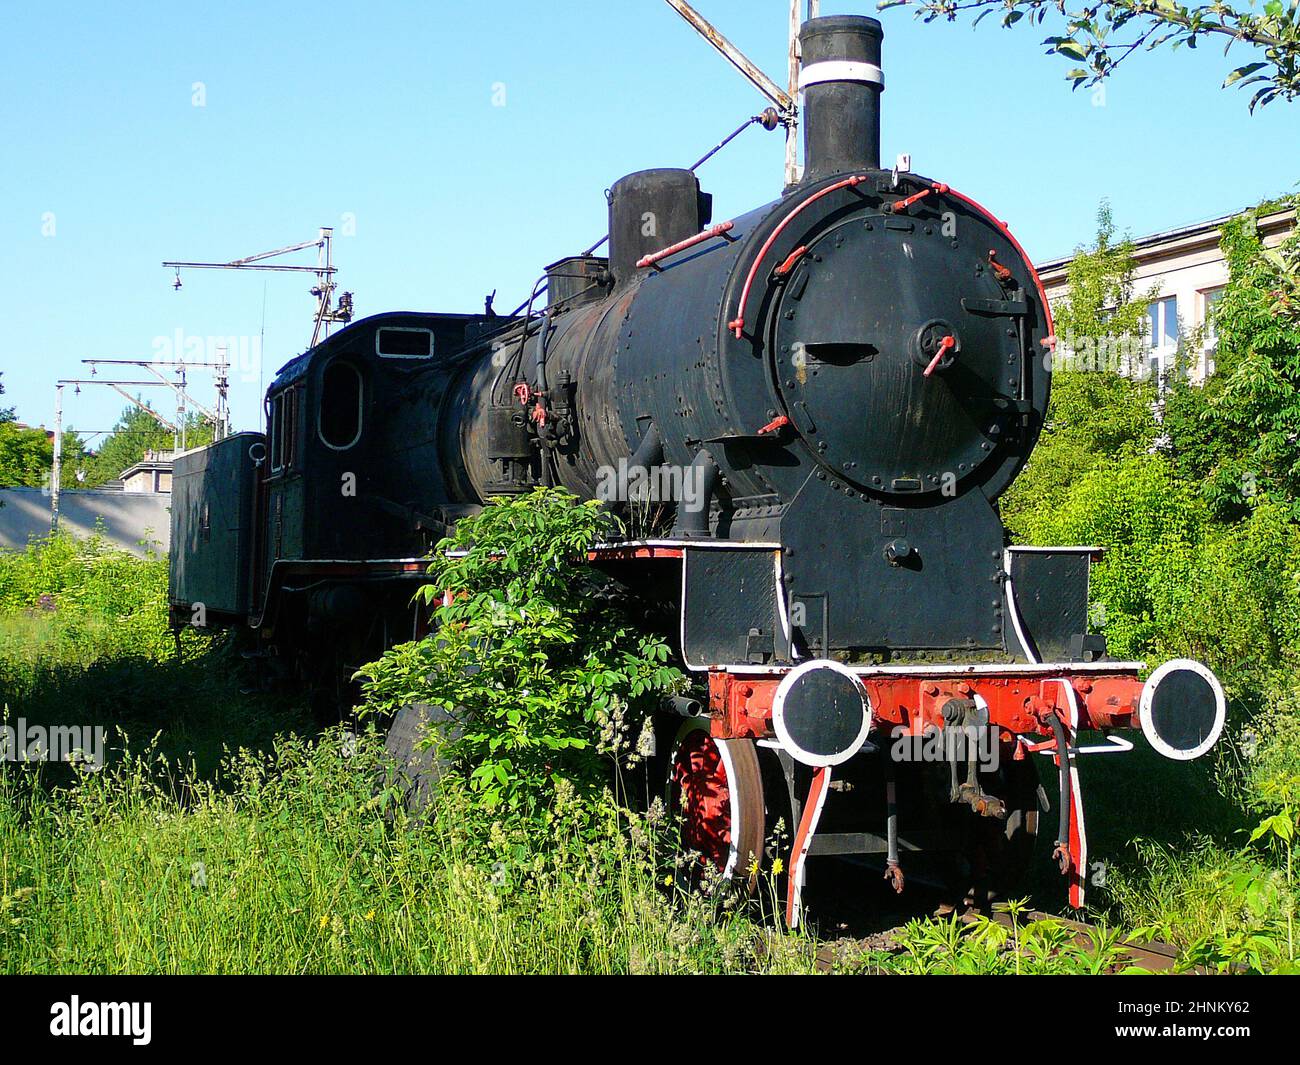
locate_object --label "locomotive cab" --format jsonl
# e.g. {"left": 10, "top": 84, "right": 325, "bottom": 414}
{"left": 259, "top": 311, "right": 495, "bottom": 569}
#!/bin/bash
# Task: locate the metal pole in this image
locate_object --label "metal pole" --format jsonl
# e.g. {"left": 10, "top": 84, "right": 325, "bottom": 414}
{"left": 177, "top": 364, "right": 187, "bottom": 451}
{"left": 51, "top": 384, "right": 63, "bottom": 532}
{"left": 787, "top": 0, "right": 800, "bottom": 186}
{"left": 216, "top": 343, "right": 230, "bottom": 440}
{"left": 663, "top": 0, "right": 794, "bottom": 112}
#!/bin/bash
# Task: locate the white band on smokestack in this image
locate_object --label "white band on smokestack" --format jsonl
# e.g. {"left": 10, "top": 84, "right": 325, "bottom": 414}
{"left": 798, "top": 60, "right": 884, "bottom": 90}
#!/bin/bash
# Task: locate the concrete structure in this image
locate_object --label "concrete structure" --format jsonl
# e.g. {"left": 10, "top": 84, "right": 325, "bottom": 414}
{"left": 0, "top": 487, "right": 169, "bottom": 556}
{"left": 119, "top": 449, "right": 174, "bottom": 494}
{"left": 1037, "top": 205, "right": 1296, "bottom": 383}
{"left": 1, "top": 435, "right": 176, "bottom": 554}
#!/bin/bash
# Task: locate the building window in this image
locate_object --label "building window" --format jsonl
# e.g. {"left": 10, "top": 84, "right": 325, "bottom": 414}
{"left": 1147, "top": 296, "right": 1179, "bottom": 387}
{"left": 1201, "top": 286, "right": 1225, "bottom": 375}
{"left": 319, "top": 361, "right": 363, "bottom": 450}
{"left": 1147, "top": 296, "right": 1179, "bottom": 350}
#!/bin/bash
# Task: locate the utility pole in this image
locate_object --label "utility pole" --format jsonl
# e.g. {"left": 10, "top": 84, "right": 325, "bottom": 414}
{"left": 50, "top": 377, "right": 183, "bottom": 530}
{"left": 164, "top": 227, "right": 354, "bottom": 351}
{"left": 214, "top": 342, "right": 231, "bottom": 439}
{"left": 663, "top": 0, "right": 818, "bottom": 186}
{"left": 51, "top": 384, "right": 63, "bottom": 532}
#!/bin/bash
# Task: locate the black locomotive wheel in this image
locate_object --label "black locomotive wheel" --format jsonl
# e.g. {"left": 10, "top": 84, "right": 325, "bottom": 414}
{"left": 665, "top": 720, "right": 766, "bottom": 893}
{"left": 381, "top": 702, "right": 457, "bottom": 815}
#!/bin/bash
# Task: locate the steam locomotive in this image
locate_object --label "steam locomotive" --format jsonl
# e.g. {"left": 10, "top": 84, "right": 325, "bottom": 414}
{"left": 170, "top": 16, "right": 1225, "bottom": 924}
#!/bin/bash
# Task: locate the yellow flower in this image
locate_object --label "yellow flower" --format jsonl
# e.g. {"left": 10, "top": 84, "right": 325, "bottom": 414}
{"left": 771, "top": 858, "right": 784, "bottom": 876}
{"left": 663, "top": 875, "right": 673, "bottom": 886}
{"left": 365, "top": 909, "right": 376, "bottom": 921}
{"left": 318, "top": 914, "right": 329, "bottom": 930}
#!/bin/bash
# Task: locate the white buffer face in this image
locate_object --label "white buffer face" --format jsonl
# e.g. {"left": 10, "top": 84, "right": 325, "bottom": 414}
{"left": 1139, "top": 658, "right": 1226, "bottom": 761}
{"left": 773, "top": 660, "right": 873, "bottom": 767}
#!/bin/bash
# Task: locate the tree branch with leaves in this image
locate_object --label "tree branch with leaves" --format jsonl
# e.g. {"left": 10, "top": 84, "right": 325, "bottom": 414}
{"left": 880, "top": 0, "right": 1300, "bottom": 109}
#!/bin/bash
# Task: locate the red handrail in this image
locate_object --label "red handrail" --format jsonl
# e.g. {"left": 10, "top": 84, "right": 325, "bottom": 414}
{"left": 727, "top": 174, "right": 869, "bottom": 339}
{"left": 636, "top": 221, "right": 735, "bottom": 269}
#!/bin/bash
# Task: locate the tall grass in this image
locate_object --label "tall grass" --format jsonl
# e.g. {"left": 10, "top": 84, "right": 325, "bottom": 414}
{"left": 0, "top": 730, "right": 819, "bottom": 974}
{"left": 0, "top": 533, "right": 817, "bottom": 974}
{"left": 0, "top": 532, "right": 311, "bottom": 774}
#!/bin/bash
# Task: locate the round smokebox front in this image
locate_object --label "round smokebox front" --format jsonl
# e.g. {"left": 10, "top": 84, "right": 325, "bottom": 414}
{"left": 772, "top": 216, "right": 1016, "bottom": 496}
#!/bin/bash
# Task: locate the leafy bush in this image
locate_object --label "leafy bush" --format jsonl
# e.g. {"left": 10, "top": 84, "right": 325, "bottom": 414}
{"left": 1163, "top": 196, "right": 1300, "bottom": 520}
{"left": 856, "top": 900, "right": 1148, "bottom": 975}
{"left": 0, "top": 530, "right": 178, "bottom": 663}
{"left": 1010, "top": 452, "right": 1300, "bottom": 697}
{"left": 357, "top": 489, "right": 686, "bottom": 823}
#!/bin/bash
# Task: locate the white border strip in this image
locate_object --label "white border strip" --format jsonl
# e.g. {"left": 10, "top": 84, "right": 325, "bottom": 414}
{"left": 787, "top": 766, "right": 832, "bottom": 929}
{"left": 693, "top": 660, "right": 1146, "bottom": 677}
{"left": 772, "top": 550, "right": 794, "bottom": 652}
{"left": 798, "top": 60, "right": 884, "bottom": 89}
{"left": 1003, "top": 547, "right": 1039, "bottom": 664}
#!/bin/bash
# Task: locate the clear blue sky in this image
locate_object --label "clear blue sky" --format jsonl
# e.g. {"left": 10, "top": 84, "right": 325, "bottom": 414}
{"left": 1, "top": 0, "right": 1296, "bottom": 439}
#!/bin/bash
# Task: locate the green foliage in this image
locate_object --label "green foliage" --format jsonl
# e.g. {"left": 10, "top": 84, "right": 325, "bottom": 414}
{"left": 1243, "top": 688, "right": 1300, "bottom": 812}
{"left": 1174, "top": 804, "right": 1298, "bottom": 972}
{"left": 357, "top": 489, "right": 685, "bottom": 823}
{"left": 1002, "top": 204, "right": 1158, "bottom": 520}
{"left": 0, "top": 421, "right": 54, "bottom": 489}
{"left": 857, "top": 899, "right": 1148, "bottom": 974}
{"left": 1053, "top": 201, "right": 1156, "bottom": 357}
{"left": 0, "top": 372, "right": 13, "bottom": 423}
{"left": 0, "top": 525, "right": 809, "bottom": 976}
{"left": 1013, "top": 458, "right": 1300, "bottom": 694}
{"left": 882, "top": 0, "right": 1300, "bottom": 109}
{"left": 0, "top": 531, "right": 177, "bottom": 661}
{"left": 0, "top": 421, "right": 87, "bottom": 490}
{"left": 1163, "top": 196, "right": 1300, "bottom": 519}
{"left": 1001, "top": 370, "right": 1157, "bottom": 522}
{"left": 1004, "top": 200, "right": 1300, "bottom": 703}
{"left": 0, "top": 531, "right": 291, "bottom": 777}
{"left": 999, "top": 199, "right": 1300, "bottom": 962}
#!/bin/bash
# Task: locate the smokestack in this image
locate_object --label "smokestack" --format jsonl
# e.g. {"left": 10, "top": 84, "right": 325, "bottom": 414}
{"left": 798, "top": 16, "right": 884, "bottom": 183}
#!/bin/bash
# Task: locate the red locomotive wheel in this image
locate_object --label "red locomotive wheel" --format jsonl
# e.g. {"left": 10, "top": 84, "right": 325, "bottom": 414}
{"left": 666, "top": 721, "right": 765, "bottom": 891}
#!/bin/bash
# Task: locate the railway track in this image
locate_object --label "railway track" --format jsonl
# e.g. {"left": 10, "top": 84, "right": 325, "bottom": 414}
{"left": 812, "top": 907, "right": 1192, "bottom": 973}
